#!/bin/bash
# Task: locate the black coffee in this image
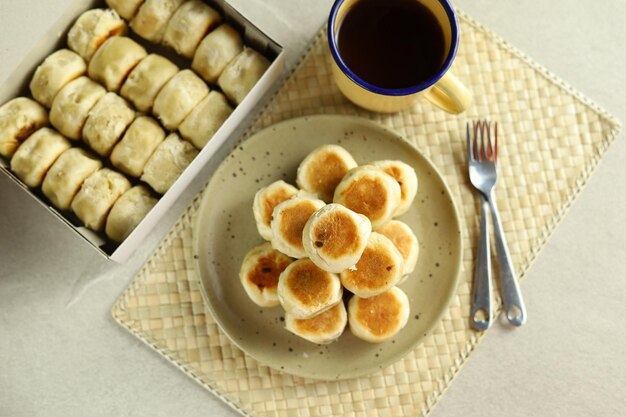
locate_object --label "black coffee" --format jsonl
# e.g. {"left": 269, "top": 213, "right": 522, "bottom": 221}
{"left": 336, "top": 0, "right": 446, "bottom": 89}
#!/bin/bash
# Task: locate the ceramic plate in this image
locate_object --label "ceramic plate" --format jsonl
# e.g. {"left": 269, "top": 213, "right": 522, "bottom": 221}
{"left": 193, "top": 115, "right": 462, "bottom": 380}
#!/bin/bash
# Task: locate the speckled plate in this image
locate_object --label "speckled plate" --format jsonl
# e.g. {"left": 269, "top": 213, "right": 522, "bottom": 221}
{"left": 193, "top": 115, "right": 462, "bottom": 380}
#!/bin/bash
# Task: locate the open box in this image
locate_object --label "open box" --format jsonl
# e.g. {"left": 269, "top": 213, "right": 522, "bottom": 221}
{"left": 0, "top": 0, "right": 284, "bottom": 262}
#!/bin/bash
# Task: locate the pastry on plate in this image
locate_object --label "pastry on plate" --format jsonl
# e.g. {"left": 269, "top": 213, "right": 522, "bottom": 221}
{"left": 110, "top": 116, "right": 165, "bottom": 177}
{"left": 277, "top": 258, "right": 343, "bottom": 319}
{"left": 377, "top": 220, "right": 419, "bottom": 281}
{"left": 106, "top": 0, "right": 145, "bottom": 20}
{"left": 67, "top": 9, "right": 127, "bottom": 61}
{"left": 71, "top": 168, "right": 131, "bottom": 231}
{"left": 152, "top": 69, "right": 209, "bottom": 130}
{"left": 141, "top": 133, "right": 198, "bottom": 194}
{"left": 339, "top": 232, "right": 404, "bottom": 298}
{"left": 178, "top": 91, "right": 233, "bottom": 149}
{"left": 192, "top": 23, "right": 243, "bottom": 84}
{"left": 371, "top": 160, "right": 418, "bottom": 216}
{"left": 163, "top": 0, "right": 221, "bottom": 58}
{"left": 0, "top": 97, "right": 49, "bottom": 158}
{"left": 285, "top": 302, "right": 347, "bottom": 344}
{"left": 82, "top": 92, "right": 135, "bottom": 157}
{"left": 302, "top": 203, "right": 371, "bottom": 273}
{"left": 105, "top": 185, "right": 158, "bottom": 242}
{"left": 252, "top": 180, "right": 299, "bottom": 241}
{"left": 239, "top": 242, "right": 293, "bottom": 307}
{"left": 10, "top": 127, "right": 71, "bottom": 188}
{"left": 270, "top": 196, "right": 325, "bottom": 259}
{"left": 49, "top": 76, "right": 106, "bottom": 140}
{"left": 296, "top": 144, "right": 358, "bottom": 202}
{"left": 333, "top": 165, "right": 401, "bottom": 229}
{"left": 217, "top": 47, "right": 270, "bottom": 105}
{"left": 348, "top": 287, "right": 410, "bottom": 343}
{"left": 88, "top": 36, "right": 147, "bottom": 92}
{"left": 120, "top": 54, "right": 179, "bottom": 113}
{"left": 29, "top": 49, "right": 87, "bottom": 108}
{"left": 131, "top": 0, "right": 186, "bottom": 43}
{"left": 41, "top": 147, "right": 102, "bottom": 210}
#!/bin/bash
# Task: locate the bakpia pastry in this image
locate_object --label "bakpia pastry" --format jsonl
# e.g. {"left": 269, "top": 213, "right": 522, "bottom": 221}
{"left": 82, "top": 92, "right": 135, "bottom": 157}
{"left": 10, "top": 128, "right": 71, "bottom": 188}
{"left": 88, "top": 37, "right": 147, "bottom": 92}
{"left": 106, "top": 0, "right": 146, "bottom": 20}
{"left": 192, "top": 23, "right": 243, "bottom": 84}
{"left": 0, "top": 97, "right": 49, "bottom": 158}
{"left": 131, "top": 0, "right": 187, "bottom": 43}
{"left": 270, "top": 196, "right": 325, "bottom": 259}
{"left": 105, "top": 185, "right": 157, "bottom": 242}
{"left": 377, "top": 220, "right": 419, "bottom": 280}
{"left": 152, "top": 69, "right": 209, "bottom": 130}
{"left": 218, "top": 47, "right": 270, "bottom": 105}
{"left": 29, "top": 49, "right": 87, "bottom": 108}
{"left": 339, "top": 232, "right": 404, "bottom": 298}
{"left": 163, "top": 0, "right": 221, "bottom": 58}
{"left": 296, "top": 144, "right": 358, "bottom": 202}
{"left": 67, "top": 9, "right": 127, "bottom": 61}
{"left": 333, "top": 165, "right": 401, "bottom": 229}
{"left": 372, "top": 160, "right": 418, "bottom": 217}
{"left": 277, "top": 259, "right": 343, "bottom": 319}
{"left": 141, "top": 133, "right": 198, "bottom": 194}
{"left": 285, "top": 302, "right": 347, "bottom": 344}
{"left": 49, "top": 76, "right": 106, "bottom": 140}
{"left": 239, "top": 243, "right": 293, "bottom": 307}
{"left": 302, "top": 203, "right": 371, "bottom": 274}
{"left": 120, "top": 54, "right": 178, "bottom": 113}
{"left": 178, "top": 91, "right": 233, "bottom": 149}
{"left": 110, "top": 116, "right": 165, "bottom": 177}
{"left": 71, "top": 168, "right": 131, "bottom": 231}
{"left": 41, "top": 148, "right": 102, "bottom": 210}
{"left": 252, "top": 180, "right": 299, "bottom": 241}
{"left": 348, "top": 287, "right": 410, "bottom": 343}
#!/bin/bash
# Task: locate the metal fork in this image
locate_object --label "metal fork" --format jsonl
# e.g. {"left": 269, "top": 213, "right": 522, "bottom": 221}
{"left": 467, "top": 121, "right": 527, "bottom": 328}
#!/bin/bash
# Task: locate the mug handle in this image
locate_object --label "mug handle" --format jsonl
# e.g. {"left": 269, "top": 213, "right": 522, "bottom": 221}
{"left": 424, "top": 72, "right": 472, "bottom": 114}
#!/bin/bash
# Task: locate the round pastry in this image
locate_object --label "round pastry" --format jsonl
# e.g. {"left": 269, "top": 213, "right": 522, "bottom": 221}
{"left": 0, "top": 97, "right": 49, "bottom": 158}
{"left": 218, "top": 47, "right": 270, "bottom": 105}
{"left": 141, "top": 133, "right": 199, "bottom": 194}
{"left": 120, "top": 54, "right": 179, "bottom": 113}
{"left": 82, "top": 92, "right": 135, "bottom": 157}
{"left": 152, "top": 69, "right": 209, "bottom": 130}
{"left": 88, "top": 37, "right": 147, "bottom": 92}
{"left": 41, "top": 148, "right": 102, "bottom": 210}
{"left": 10, "top": 127, "right": 71, "bottom": 188}
{"left": 339, "top": 232, "right": 404, "bottom": 298}
{"left": 163, "top": 0, "right": 221, "bottom": 58}
{"left": 67, "top": 9, "right": 127, "bottom": 61}
{"left": 106, "top": 0, "right": 146, "bottom": 20}
{"left": 252, "top": 180, "right": 299, "bottom": 241}
{"left": 105, "top": 185, "right": 158, "bottom": 242}
{"left": 270, "top": 196, "right": 325, "bottom": 259}
{"left": 348, "top": 287, "right": 410, "bottom": 343}
{"left": 192, "top": 23, "right": 243, "bottom": 84}
{"left": 110, "top": 116, "right": 165, "bottom": 177}
{"left": 302, "top": 203, "right": 371, "bottom": 274}
{"left": 296, "top": 144, "right": 358, "bottom": 202}
{"left": 277, "top": 258, "right": 343, "bottom": 319}
{"left": 71, "top": 168, "right": 131, "bottom": 231}
{"left": 285, "top": 302, "right": 347, "bottom": 344}
{"left": 49, "top": 76, "right": 106, "bottom": 140}
{"left": 29, "top": 49, "right": 87, "bottom": 108}
{"left": 372, "top": 160, "right": 418, "bottom": 217}
{"left": 377, "top": 220, "right": 419, "bottom": 281}
{"left": 239, "top": 242, "right": 293, "bottom": 308}
{"left": 131, "top": 0, "right": 187, "bottom": 43}
{"left": 178, "top": 91, "right": 233, "bottom": 149}
{"left": 333, "top": 165, "right": 401, "bottom": 229}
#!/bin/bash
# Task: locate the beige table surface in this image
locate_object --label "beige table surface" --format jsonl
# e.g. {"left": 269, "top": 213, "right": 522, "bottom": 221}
{"left": 1, "top": 1, "right": 625, "bottom": 416}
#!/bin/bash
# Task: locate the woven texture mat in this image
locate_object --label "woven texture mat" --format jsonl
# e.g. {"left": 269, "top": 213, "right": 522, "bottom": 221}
{"left": 112, "top": 11, "right": 620, "bottom": 417}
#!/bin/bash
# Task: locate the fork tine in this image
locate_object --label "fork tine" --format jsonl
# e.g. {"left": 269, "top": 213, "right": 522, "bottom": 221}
{"left": 493, "top": 122, "right": 498, "bottom": 160}
{"left": 466, "top": 122, "right": 473, "bottom": 161}
{"left": 472, "top": 120, "right": 480, "bottom": 160}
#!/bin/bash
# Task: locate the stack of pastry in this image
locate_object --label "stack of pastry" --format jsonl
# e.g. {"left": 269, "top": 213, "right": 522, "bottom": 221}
{"left": 239, "top": 145, "right": 421, "bottom": 344}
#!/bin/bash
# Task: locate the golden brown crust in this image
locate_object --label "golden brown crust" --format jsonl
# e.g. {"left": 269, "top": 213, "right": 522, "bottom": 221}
{"left": 355, "top": 291, "right": 402, "bottom": 336}
{"left": 285, "top": 260, "right": 334, "bottom": 307}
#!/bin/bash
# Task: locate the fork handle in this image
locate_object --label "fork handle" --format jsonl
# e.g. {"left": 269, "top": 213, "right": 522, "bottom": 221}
{"left": 487, "top": 191, "right": 528, "bottom": 326}
{"left": 471, "top": 195, "right": 493, "bottom": 330}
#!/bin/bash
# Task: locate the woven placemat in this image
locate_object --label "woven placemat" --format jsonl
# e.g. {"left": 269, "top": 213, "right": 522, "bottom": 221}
{"left": 112, "top": 11, "right": 620, "bottom": 417}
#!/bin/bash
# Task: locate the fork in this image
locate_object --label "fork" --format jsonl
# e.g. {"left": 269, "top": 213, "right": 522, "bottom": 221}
{"left": 467, "top": 120, "right": 527, "bottom": 328}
